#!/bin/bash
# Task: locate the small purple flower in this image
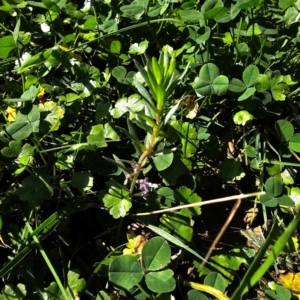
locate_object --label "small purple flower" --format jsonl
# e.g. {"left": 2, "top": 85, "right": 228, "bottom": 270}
{"left": 139, "top": 177, "right": 153, "bottom": 200}
{"left": 132, "top": 164, "right": 138, "bottom": 172}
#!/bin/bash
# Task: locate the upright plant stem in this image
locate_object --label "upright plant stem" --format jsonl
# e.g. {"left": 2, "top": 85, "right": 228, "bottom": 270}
{"left": 25, "top": 222, "right": 71, "bottom": 300}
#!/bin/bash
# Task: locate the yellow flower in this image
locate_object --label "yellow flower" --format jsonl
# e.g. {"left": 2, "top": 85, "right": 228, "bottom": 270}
{"left": 6, "top": 106, "right": 16, "bottom": 121}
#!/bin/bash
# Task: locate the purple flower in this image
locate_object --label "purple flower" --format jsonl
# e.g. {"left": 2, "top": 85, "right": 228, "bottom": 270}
{"left": 139, "top": 177, "right": 152, "bottom": 200}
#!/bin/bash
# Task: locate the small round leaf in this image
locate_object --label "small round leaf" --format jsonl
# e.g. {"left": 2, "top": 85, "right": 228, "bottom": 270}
{"left": 185, "top": 290, "right": 209, "bottom": 300}
{"left": 153, "top": 152, "right": 174, "bottom": 171}
{"left": 145, "top": 269, "right": 175, "bottom": 293}
{"left": 112, "top": 66, "right": 127, "bottom": 83}
{"left": 243, "top": 65, "right": 259, "bottom": 87}
{"left": 212, "top": 75, "right": 229, "bottom": 96}
{"left": 275, "top": 120, "right": 294, "bottom": 142}
{"left": 233, "top": 110, "right": 254, "bottom": 126}
{"left": 142, "top": 236, "right": 171, "bottom": 271}
{"left": 109, "top": 255, "right": 143, "bottom": 290}
{"left": 260, "top": 193, "right": 278, "bottom": 207}
{"left": 228, "top": 78, "right": 246, "bottom": 93}
{"left": 199, "top": 63, "right": 219, "bottom": 82}
{"left": 289, "top": 133, "right": 300, "bottom": 152}
{"left": 238, "top": 87, "right": 256, "bottom": 101}
{"left": 265, "top": 176, "right": 282, "bottom": 197}
{"left": 277, "top": 195, "right": 295, "bottom": 206}
{"left": 204, "top": 272, "right": 227, "bottom": 293}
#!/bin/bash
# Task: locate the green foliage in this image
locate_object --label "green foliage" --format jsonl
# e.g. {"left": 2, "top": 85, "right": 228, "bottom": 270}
{"left": 1, "top": 0, "right": 300, "bottom": 299}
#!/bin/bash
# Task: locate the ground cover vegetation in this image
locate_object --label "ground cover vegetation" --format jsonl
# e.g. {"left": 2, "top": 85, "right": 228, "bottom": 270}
{"left": 1, "top": 0, "right": 300, "bottom": 299}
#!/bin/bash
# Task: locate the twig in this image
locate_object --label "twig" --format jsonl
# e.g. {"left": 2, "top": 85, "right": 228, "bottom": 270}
{"left": 132, "top": 191, "right": 265, "bottom": 216}
{"left": 200, "top": 198, "right": 241, "bottom": 268}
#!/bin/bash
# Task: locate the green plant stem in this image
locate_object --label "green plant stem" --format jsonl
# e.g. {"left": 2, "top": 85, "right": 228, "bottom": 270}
{"left": 129, "top": 117, "right": 161, "bottom": 194}
{"left": 25, "top": 221, "right": 71, "bottom": 300}
{"left": 136, "top": 283, "right": 153, "bottom": 300}
{"left": 31, "top": 134, "right": 47, "bottom": 166}
{"left": 234, "top": 16, "right": 243, "bottom": 64}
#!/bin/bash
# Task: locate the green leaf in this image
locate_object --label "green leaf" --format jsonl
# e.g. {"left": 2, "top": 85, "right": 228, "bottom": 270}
{"left": 142, "top": 237, "right": 171, "bottom": 271}
{"left": 96, "top": 291, "right": 111, "bottom": 300}
{"left": 103, "top": 124, "right": 119, "bottom": 142}
{"left": 87, "top": 124, "right": 107, "bottom": 147}
{"left": 236, "top": 0, "right": 260, "bottom": 9}
{"left": 0, "top": 35, "right": 16, "bottom": 58}
{"left": 203, "top": 7, "right": 227, "bottom": 19}
{"left": 277, "top": 195, "right": 295, "bottom": 206}
{"left": 145, "top": 269, "right": 176, "bottom": 293}
{"left": 204, "top": 272, "right": 227, "bottom": 293}
{"left": 245, "top": 145, "right": 256, "bottom": 157}
{"left": 153, "top": 152, "right": 174, "bottom": 171}
{"left": 6, "top": 105, "right": 40, "bottom": 141}
{"left": 265, "top": 176, "right": 282, "bottom": 197}
{"left": 236, "top": 42, "right": 249, "bottom": 56}
{"left": 46, "top": 270, "right": 85, "bottom": 300}
{"left": 238, "top": 87, "right": 256, "bottom": 101}
{"left": 195, "top": 26, "right": 211, "bottom": 44}
{"left": 71, "top": 172, "right": 93, "bottom": 192}
{"left": 13, "top": 18, "right": 20, "bottom": 44}
{"left": 228, "top": 78, "right": 246, "bottom": 93}
{"left": 243, "top": 65, "right": 259, "bottom": 87}
{"left": 193, "top": 63, "right": 219, "bottom": 96}
{"left": 170, "top": 121, "right": 199, "bottom": 158}
{"left": 194, "top": 249, "right": 248, "bottom": 286}
{"left": 83, "top": 17, "right": 97, "bottom": 30}
{"left": 193, "top": 79, "right": 214, "bottom": 96}
{"left": 160, "top": 209, "right": 193, "bottom": 242}
{"left": 18, "top": 47, "right": 57, "bottom": 74}
{"left": 289, "top": 133, "right": 300, "bottom": 152}
{"left": 111, "top": 94, "right": 144, "bottom": 120}
{"left": 260, "top": 192, "right": 278, "bottom": 206}
{"left": 290, "top": 187, "right": 300, "bottom": 205}
{"left": 41, "top": 102, "right": 65, "bottom": 131}
{"left": 157, "top": 187, "right": 175, "bottom": 207}
{"left": 175, "top": 186, "right": 202, "bottom": 216}
{"left": 109, "top": 255, "right": 143, "bottom": 290}
{"left": 42, "top": 0, "right": 66, "bottom": 12}
{"left": 112, "top": 66, "right": 127, "bottom": 83}
{"left": 68, "top": 270, "right": 86, "bottom": 293}
{"left": 129, "top": 40, "right": 149, "bottom": 55}
{"left": 185, "top": 290, "right": 209, "bottom": 300}
{"left": 110, "top": 40, "right": 121, "bottom": 54}
{"left": 1, "top": 141, "right": 22, "bottom": 158}
{"left": 275, "top": 120, "right": 294, "bottom": 142}
{"left": 220, "top": 159, "right": 245, "bottom": 181}
{"left": 17, "top": 169, "right": 53, "bottom": 207}
{"left": 120, "top": 5, "right": 144, "bottom": 17}
{"left": 279, "top": 0, "right": 295, "bottom": 9}
{"left": 103, "top": 182, "right": 132, "bottom": 218}
{"left": 281, "top": 169, "right": 294, "bottom": 185}
{"left": 146, "top": 224, "right": 206, "bottom": 262}
{"left": 199, "top": 63, "right": 220, "bottom": 82}
{"left": 133, "top": 79, "right": 157, "bottom": 115}
{"left": 180, "top": 10, "right": 203, "bottom": 21}
{"left": 271, "top": 82, "right": 287, "bottom": 101}
{"left": 256, "top": 74, "right": 270, "bottom": 92}
{"left": 233, "top": 110, "right": 253, "bottom": 126}
{"left": 152, "top": 57, "right": 163, "bottom": 85}
{"left": 212, "top": 75, "right": 229, "bottom": 95}
{"left": 0, "top": 284, "right": 26, "bottom": 300}
{"left": 156, "top": 84, "right": 166, "bottom": 110}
